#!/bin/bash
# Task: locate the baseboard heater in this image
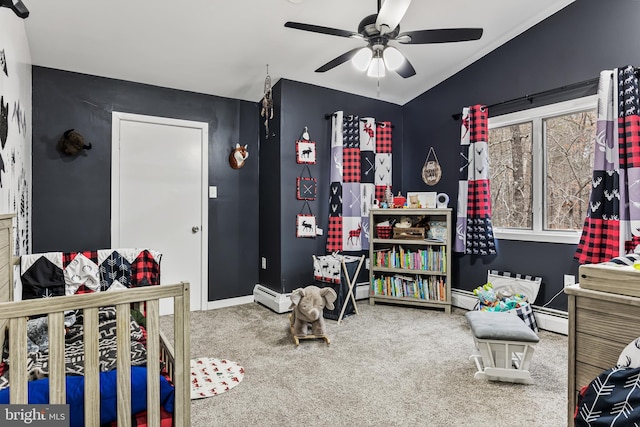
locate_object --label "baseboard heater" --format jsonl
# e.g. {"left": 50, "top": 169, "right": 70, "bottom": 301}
{"left": 253, "top": 285, "right": 292, "bottom": 313}
{"left": 253, "top": 283, "right": 370, "bottom": 314}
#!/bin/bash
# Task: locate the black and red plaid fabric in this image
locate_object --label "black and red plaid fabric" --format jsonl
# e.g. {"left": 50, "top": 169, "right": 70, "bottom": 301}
{"left": 619, "top": 115, "right": 640, "bottom": 168}
{"left": 62, "top": 250, "right": 98, "bottom": 268}
{"left": 326, "top": 112, "right": 392, "bottom": 253}
{"left": 455, "top": 105, "right": 496, "bottom": 255}
{"left": 75, "top": 284, "right": 95, "bottom": 295}
{"left": 376, "top": 122, "right": 392, "bottom": 153}
{"left": 343, "top": 148, "right": 361, "bottom": 183}
{"left": 576, "top": 66, "right": 640, "bottom": 263}
{"left": 576, "top": 217, "right": 621, "bottom": 264}
{"left": 469, "top": 105, "right": 488, "bottom": 143}
{"left": 375, "top": 185, "right": 387, "bottom": 204}
{"left": 131, "top": 250, "right": 161, "bottom": 287}
{"left": 625, "top": 235, "right": 640, "bottom": 253}
{"left": 467, "top": 179, "right": 492, "bottom": 217}
{"left": 326, "top": 217, "right": 342, "bottom": 253}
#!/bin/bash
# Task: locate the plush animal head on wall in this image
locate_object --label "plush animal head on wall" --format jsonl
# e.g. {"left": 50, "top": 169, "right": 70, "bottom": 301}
{"left": 0, "top": 49, "right": 7, "bottom": 76}
{"left": 0, "top": 95, "right": 8, "bottom": 149}
{"left": 57, "top": 129, "right": 92, "bottom": 156}
{"left": 229, "top": 143, "right": 249, "bottom": 169}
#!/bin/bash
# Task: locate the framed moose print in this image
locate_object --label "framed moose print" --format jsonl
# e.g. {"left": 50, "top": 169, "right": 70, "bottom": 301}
{"left": 296, "top": 214, "right": 316, "bottom": 238}
{"left": 296, "top": 201, "right": 316, "bottom": 238}
{"left": 296, "top": 140, "right": 316, "bottom": 164}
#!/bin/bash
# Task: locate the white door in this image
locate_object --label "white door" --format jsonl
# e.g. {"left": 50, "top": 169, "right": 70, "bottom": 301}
{"left": 111, "top": 112, "right": 208, "bottom": 314}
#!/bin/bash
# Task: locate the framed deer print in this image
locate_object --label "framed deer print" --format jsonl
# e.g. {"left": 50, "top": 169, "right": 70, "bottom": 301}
{"left": 296, "top": 201, "right": 316, "bottom": 238}
{"left": 296, "top": 140, "right": 316, "bottom": 164}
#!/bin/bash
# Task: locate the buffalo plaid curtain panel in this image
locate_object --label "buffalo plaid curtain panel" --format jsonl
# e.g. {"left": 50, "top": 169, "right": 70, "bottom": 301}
{"left": 326, "top": 111, "right": 392, "bottom": 253}
{"left": 454, "top": 104, "right": 497, "bottom": 255}
{"left": 576, "top": 66, "right": 640, "bottom": 263}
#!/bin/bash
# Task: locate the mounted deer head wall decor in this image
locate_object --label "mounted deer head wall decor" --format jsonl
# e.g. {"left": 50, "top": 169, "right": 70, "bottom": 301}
{"left": 57, "top": 129, "right": 92, "bottom": 156}
{"left": 229, "top": 143, "right": 249, "bottom": 169}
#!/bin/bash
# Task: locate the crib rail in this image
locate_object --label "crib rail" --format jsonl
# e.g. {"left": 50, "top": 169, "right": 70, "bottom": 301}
{"left": 0, "top": 282, "right": 190, "bottom": 427}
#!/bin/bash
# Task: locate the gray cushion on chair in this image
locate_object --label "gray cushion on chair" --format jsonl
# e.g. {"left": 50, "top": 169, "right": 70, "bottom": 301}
{"left": 465, "top": 310, "right": 539, "bottom": 343}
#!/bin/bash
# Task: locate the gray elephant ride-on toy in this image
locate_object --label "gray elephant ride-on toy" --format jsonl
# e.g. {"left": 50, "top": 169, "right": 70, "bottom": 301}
{"left": 288, "top": 285, "right": 337, "bottom": 346}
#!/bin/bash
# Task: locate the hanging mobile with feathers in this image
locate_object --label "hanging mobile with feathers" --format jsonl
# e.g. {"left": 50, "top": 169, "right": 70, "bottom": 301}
{"left": 260, "top": 65, "right": 274, "bottom": 139}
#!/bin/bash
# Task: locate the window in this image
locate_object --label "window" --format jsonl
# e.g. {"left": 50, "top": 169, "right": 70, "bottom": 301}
{"left": 488, "top": 95, "right": 597, "bottom": 243}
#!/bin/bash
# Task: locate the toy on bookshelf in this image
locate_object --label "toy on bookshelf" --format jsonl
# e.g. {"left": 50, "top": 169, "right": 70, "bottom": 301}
{"left": 427, "top": 220, "right": 447, "bottom": 241}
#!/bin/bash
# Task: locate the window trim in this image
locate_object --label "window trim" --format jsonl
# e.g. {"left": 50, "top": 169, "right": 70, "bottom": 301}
{"left": 488, "top": 95, "right": 597, "bottom": 244}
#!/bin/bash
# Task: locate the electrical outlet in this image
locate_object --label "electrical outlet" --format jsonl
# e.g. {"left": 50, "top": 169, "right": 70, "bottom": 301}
{"left": 564, "top": 274, "right": 575, "bottom": 287}
{"left": 261, "top": 257, "right": 267, "bottom": 269}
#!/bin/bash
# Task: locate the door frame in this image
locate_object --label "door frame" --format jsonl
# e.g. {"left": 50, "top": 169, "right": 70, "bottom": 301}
{"left": 111, "top": 111, "right": 209, "bottom": 310}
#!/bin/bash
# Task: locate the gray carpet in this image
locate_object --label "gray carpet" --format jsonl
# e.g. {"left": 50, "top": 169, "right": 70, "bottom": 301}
{"left": 161, "top": 301, "right": 568, "bottom": 427}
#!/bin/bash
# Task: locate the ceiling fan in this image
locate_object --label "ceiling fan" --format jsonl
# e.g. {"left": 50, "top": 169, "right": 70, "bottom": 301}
{"left": 284, "top": 0, "right": 482, "bottom": 78}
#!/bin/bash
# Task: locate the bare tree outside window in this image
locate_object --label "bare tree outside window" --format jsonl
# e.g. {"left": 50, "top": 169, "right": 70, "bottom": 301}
{"left": 489, "top": 122, "right": 533, "bottom": 229}
{"left": 487, "top": 97, "right": 596, "bottom": 240}
{"left": 544, "top": 111, "right": 596, "bottom": 230}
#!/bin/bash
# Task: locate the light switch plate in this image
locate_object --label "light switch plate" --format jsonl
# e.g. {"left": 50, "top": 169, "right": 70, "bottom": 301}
{"left": 209, "top": 186, "right": 217, "bottom": 198}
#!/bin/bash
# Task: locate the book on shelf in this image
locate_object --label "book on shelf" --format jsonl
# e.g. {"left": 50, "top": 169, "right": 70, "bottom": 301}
{"left": 370, "top": 274, "right": 447, "bottom": 301}
{"left": 373, "top": 245, "right": 446, "bottom": 272}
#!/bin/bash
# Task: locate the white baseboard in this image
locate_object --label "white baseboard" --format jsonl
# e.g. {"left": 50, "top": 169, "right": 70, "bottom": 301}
{"left": 207, "top": 295, "right": 254, "bottom": 310}
{"left": 356, "top": 283, "right": 369, "bottom": 300}
{"left": 451, "top": 289, "right": 568, "bottom": 336}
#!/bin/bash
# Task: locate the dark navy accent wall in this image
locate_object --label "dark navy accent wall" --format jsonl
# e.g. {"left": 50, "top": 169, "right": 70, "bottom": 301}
{"left": 32, "top": 66, "right": 259, "bottom": 301}
{"left": 258, "top": 82, "right": 283, "bottom": 292}
{"left": 402, "top": 0, "right": 640, "bottom": 310}
{"left": 258, "top": 79, "right": 403, "bottom": 293}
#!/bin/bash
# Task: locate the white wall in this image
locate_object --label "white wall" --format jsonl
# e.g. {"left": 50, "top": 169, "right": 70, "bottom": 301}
{"left": 0, "top": 9, "right": 32, "bottom": 261}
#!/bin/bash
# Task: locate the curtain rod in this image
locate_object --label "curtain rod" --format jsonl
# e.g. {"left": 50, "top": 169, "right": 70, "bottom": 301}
{"left": 324, "top": 113, "right": 394, "bottom": 128}
{"left": 450, "top": 77, "right": 600, "bottom": 121}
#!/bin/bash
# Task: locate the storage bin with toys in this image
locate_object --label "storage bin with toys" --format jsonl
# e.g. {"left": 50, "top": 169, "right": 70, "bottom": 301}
{"left": 472, "top": 271, "right": 542, "bottom": 332}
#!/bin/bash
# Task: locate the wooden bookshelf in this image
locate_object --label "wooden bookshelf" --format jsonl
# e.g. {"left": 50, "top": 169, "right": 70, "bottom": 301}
{"left": 369, "top": 208, "right": 451, "bottom": 313}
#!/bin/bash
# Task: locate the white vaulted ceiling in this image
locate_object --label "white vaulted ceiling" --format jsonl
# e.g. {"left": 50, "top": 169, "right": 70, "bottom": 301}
{"left": 21, "top": 0, "right": 574, "bottom": 105}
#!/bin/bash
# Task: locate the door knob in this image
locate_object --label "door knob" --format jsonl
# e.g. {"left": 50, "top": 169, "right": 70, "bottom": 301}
{"left": 192, "top": 226, "right": 200, "bottom": 233}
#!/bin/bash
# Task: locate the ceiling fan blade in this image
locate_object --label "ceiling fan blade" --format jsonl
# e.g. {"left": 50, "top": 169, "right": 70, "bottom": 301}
{"left": 284, "top": 21, "right": 358, "bottom": 38}
{"left": 375, "top": 0, "right": 412, "bottom": 35}
{"left": 397, "top": 28, "right": 483, "bottom": 44}
{"left": 315, "top": 47, "right": 363, "bottom": 72}
{"left": 394, "top": 55, "right": 416, "bottom": 78}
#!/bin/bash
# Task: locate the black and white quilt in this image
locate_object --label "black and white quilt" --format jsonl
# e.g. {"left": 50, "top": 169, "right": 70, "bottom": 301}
{"left": 19, "top": 248, "right": 162, "bottom": 298}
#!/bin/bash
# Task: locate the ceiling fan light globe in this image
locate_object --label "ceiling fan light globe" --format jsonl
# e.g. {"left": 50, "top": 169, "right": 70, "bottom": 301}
{"left": 367, "top": 57, "right": 386, "bottom": 78}
{"left": 383, "top": 46, "right": 404, "bottom": 70}
{"left": 352, "top": 47, "right": 373, "bottom": 71}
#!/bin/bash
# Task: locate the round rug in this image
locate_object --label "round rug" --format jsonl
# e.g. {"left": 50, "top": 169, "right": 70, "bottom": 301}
{"left": 190, "top": 357, "right": 244, "bottom": 399}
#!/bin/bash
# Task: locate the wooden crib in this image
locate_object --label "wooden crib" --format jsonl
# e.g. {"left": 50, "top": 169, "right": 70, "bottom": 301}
{"left": 0, "top": 215, "right": 191, "bottom": 426}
